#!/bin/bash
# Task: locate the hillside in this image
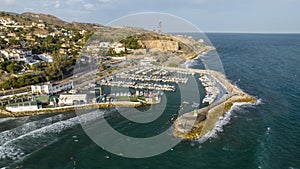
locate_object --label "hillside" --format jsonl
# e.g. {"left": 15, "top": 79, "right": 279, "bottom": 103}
{"left": 21, "top": 12, "right": 102, "bottom": 31}
{"left": 0, "top": 11, "right": 101, "bottom": 89}
{"left": 0, "top": 11, "right": 102, "bottom": 31}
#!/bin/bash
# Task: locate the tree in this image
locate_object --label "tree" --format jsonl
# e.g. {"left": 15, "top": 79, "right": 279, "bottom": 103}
{"left": 120, "top": 36, "right": 142, "bottom": 49}
{"left": 99, "top": 60, "right": 107, "bottom": 71}
{"left": 45, "top": 56, "right": 71, "bottom": 80}
{"left": 0, "top": 74, "right": 47, "bottom": 89}
{"left": 105, "top": 48, "right": 116, "bottom": 56}
{"left": 168, "top": 62, "right": 178, "bottom": 67}
{"left": 6, "top": 62, "right": 22, "bottom": 74}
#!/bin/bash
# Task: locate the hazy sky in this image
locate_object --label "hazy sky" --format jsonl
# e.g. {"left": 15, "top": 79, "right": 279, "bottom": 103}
{"left": 0, "top": 0, "right": 299, "bottom": 33}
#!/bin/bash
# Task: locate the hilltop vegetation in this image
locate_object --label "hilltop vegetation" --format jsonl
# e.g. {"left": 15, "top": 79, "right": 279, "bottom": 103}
{"left": 1, "top": 12, "right": 100, "bottom": 31}
{"left": 0, "top": 12, "right": 98, "bottom": 89}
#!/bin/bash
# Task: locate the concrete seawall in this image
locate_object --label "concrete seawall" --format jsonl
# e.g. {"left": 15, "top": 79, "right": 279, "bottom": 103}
{"left": 0, "top": 102, "right": 142, "bottom": 117}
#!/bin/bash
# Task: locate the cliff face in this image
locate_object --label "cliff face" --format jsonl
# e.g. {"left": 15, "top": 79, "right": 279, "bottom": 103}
{"left": 138, "top": 40, "right": 179, "bottom": 51}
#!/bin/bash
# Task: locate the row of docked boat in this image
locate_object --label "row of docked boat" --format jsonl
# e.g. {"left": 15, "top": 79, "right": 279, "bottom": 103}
{"left": 98, "top": 80, "right": 176, "bottom": 92}
{"left": 116, "top": 67, "right": 189, "bottom": 84}
{"left": 199, "top": 73, "right": 220, "bottom": 105}
{"left": 116, "top": 73, "right": 188, "bottom": 84}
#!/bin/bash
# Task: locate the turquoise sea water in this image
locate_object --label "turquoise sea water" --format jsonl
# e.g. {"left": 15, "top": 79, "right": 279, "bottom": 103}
{"left": 0, "top": 33, "right": 299, "bottom": 169}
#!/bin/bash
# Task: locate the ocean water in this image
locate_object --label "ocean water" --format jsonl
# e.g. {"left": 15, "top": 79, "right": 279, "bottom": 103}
{"left": 0, "top": 33, "right": 299, "bottom": 169}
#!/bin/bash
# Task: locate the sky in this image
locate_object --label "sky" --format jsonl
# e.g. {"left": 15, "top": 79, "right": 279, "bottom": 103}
{"left": 0, "top": 0, "right": 300, "bottom": 33}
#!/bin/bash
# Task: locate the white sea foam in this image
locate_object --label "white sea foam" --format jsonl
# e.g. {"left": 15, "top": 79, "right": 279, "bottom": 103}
{"left": 0, "top": 110, "right": 104, "bottom": 161}
{"left": 181, "top": 60, "right": 193, "bottom": 68}
{"left": 0, "top": 114, "right": 65, "bottom": 145}
{"left": 255, "top": 98, "right": 264, "bottom": 105}
{"left": 196, "top": 101, "right": 258, "bottom": 143}
{"left": 0, "top": 115, "right": 30, "bottom": 124}
{"left": 181, "top": 58, "right": 201, "bottom": 68}
{"left": 0, "top": 117, "right": 15, "bottom": 123}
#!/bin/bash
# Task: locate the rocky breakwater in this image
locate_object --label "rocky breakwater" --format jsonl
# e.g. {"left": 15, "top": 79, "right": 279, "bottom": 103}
{"left": 0, "top": 108, "right": 13, "bottom": 117}
{"left": 173, "top": 70, "right": 257, "bottom": 140}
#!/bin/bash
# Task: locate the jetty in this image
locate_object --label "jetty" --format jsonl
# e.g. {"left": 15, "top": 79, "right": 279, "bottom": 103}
{"left": 172, "top": 68, "right": 257, "bottom": 140}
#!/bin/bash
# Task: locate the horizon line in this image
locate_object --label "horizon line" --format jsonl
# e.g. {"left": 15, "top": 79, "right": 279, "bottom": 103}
{"left": 166, "top": 31, "right": 300, "bottom": 34}
{"left": 1, "top": 11, "right": 300, "bottom": 35}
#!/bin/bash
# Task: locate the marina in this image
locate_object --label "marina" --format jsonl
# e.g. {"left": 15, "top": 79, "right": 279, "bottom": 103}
{"left": 97, "top": 66, "right": 195, "bottom": 92}
{"left": 98, "top": 80, "right": 176, "bottom": 91}
{"left": 116, "top": 67, "right": 191, "bottom": 84}
{"left": 199, "top": 73, "right": 221, "bottom": 105}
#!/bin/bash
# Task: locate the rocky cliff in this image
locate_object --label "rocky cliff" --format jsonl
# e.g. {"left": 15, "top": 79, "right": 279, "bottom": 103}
{"left": 138, "top": 40, "right": 179, "bottom": 51}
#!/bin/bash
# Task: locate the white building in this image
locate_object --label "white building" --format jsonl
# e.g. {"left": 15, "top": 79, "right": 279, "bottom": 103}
{"left": 28, "top": 60, "right": 39, "bottom": 67}
{"left": 111, "top": 56, "right": 126, "bottom": 60}
{"left": 99, "top": 42, "right": 111, "bottom": 48}
{"left": 112, "top": 42, "right": 126, "bottom": 53}
{"left": 36, "top": 34, "right": 49, "bottom": 38}
{"left": 19, "top": 55, "right": 34, "bottom": 64}
{"left": 38, "top": 53, "right": 53, "bottom": 63}
{"left": 0, "top": 18, "right": 16, "bottom": 26}
{"left": 31, "top": 82, "right": 53, "bottom": 94}
{"left": 6, "top": 105, "right": 39, "bottom": 112}
{"left": 140, "top": 57, "right": 157, "bottom": 66}
{"left": 52, "top": 81, "right": 73, "bottom": 93}
{"left": 37, "top": 23, "right": 45, "bottom": 28}
{"left": 58, "top": 94, "right": 87, "bottom": 105}
{"left": 0, "top": 49, "right": 32, "bottom": 62}
{"left": 86, "top": 44, "right": 100, "bottom": 53}
{"left": 31, "top": 81, "right": 73, "bottom": 94}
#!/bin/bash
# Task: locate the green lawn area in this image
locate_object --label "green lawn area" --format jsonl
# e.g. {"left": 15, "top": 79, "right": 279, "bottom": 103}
{"left": 36, "top": 96, "right": 50, "bottom": 103}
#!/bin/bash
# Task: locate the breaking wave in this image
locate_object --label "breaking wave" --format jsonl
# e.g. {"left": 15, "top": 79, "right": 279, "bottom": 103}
{"left": 196, "top": 99, "right": 261, "bottom": 143}
{"left": 0, "top": 110, "right": 104, "bottom": 163}
{"left": 181, "top": 60, "right": 196, "bottom": 68}
{"left": 0, "top": 114, "right": 65, "bottom": 145}
{"left": 0, "top": 117, "right": 15, "bottom": 123}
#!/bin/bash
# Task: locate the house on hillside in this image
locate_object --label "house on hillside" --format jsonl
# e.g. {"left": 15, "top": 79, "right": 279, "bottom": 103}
{"left": 31, "top": 80, "right": 73, "bottom": 94}
{"left": 99, "top": 42, "right": 111, "bottom": 48}
{"left": 38, "top": 53, "right": 53, "bottom": 62}
{"left": 0, "top": 49, "right": 33, "bottom": 62}
{"left": 112, "top": 42, "right": 126, "bottom": 54}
